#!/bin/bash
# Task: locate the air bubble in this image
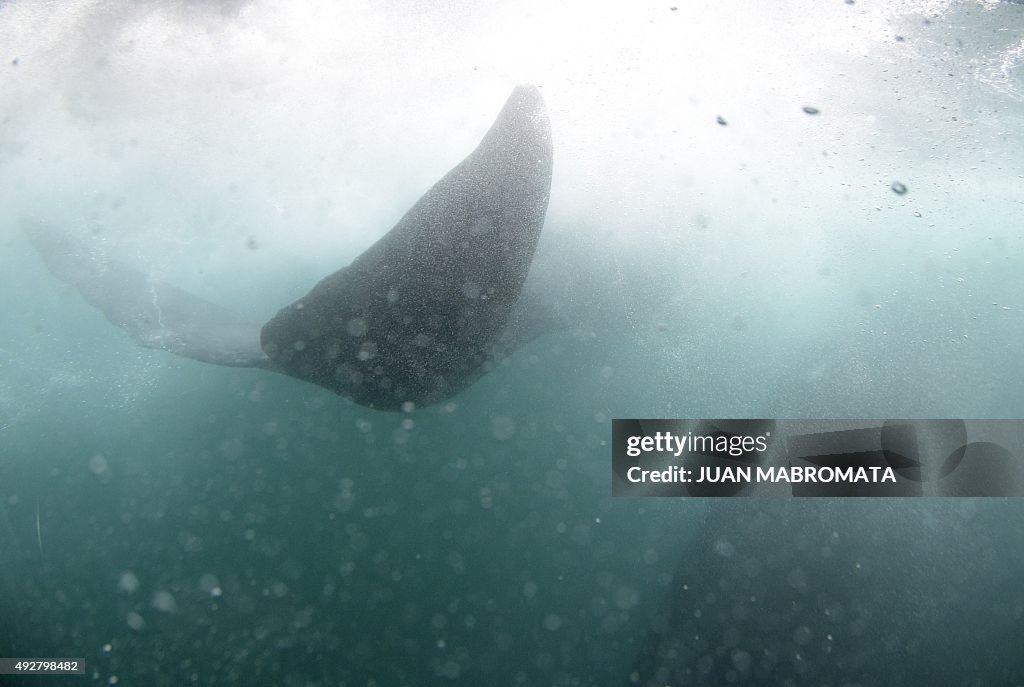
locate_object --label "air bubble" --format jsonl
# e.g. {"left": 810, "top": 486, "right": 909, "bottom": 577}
{"left": 543, "top": 614, "right": 563, "bottom": 631}
{"left": 152, "top": 591, "right": 177, "bottom": 613}
{"left": 346, "top": 318, "right": 367, "bottom": 336}
{"left": 118, "top": 572, "right": 139, "bottom": 594}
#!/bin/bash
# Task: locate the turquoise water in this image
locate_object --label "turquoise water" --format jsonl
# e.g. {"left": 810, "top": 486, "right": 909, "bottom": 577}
{"left": 2, "top": 1, "right": 1024, "bottom": 684}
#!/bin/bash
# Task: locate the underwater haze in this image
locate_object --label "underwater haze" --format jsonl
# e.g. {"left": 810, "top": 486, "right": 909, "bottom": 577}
{"left": 2, "top": 0, "right": 1024, "bottom": 685}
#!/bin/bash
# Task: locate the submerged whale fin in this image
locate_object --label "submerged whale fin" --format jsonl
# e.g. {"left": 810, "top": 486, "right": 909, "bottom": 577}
{"left": 26, "top": 85, "right": 553, "bottom": 409}
{"left": 260, "top": 84, "right": 553, "bottom": 409}
{"left": 25, "top": 221, "right": 271, "bottom": 368}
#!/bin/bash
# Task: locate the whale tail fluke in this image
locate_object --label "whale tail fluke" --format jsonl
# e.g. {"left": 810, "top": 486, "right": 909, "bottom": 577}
{"left": 25, "top": 84, "right": 555, "bottom": 409}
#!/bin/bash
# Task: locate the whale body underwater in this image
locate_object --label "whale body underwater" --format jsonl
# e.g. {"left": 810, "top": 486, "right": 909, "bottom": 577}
{"left": 27, "top": 85, "right": 554, "bottom": 411}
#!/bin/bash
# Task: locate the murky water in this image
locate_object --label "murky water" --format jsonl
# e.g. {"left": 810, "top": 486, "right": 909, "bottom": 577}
{"left": 1, "top": 1, "right": 1023, "bottom": 684}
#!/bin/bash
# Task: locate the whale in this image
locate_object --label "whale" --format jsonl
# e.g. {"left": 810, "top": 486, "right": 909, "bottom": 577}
{"left": 26, "top": 85, "right": 554, "bottom": 411}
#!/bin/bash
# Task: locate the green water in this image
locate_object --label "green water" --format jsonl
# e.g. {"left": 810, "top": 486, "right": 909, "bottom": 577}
{"left": 1, "top": 1, "right": 1023, "bottom": 684}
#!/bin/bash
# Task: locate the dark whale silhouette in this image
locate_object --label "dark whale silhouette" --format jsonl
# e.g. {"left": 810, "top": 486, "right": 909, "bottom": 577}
{"left": 27, "top": 85, "right": 553, "bottom": 410}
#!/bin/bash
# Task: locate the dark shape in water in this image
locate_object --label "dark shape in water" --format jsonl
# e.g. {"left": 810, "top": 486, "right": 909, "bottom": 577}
{"left": 628, "top": 500, "right": 1024, "bottom": 685}
{"left": 26, "top": 85, "right": 554, "bottom": 411}
{"left": 891, "top": 181, "right": 908, "bottom": 195}
{"left": 802, "top": 105, "right": 820, "bottom": 115}
{"left": 716, "top": 115, "right": 727, "bottom": 126}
